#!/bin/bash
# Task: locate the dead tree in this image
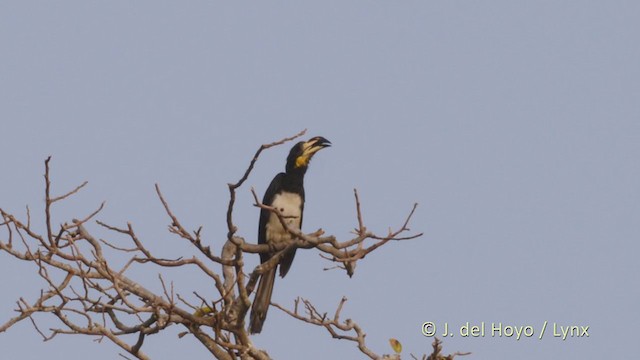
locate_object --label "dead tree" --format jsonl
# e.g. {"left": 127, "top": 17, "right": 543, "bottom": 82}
{"left": 0, "top": 130, "right": 462, "bottom": 359}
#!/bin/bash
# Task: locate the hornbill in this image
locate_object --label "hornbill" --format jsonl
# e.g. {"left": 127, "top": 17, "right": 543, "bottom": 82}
{"left": 249, "top": 136, "right": 331, "bottom": 334}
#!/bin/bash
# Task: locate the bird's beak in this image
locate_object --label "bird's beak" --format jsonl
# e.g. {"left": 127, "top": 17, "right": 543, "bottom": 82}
{"left": 303, "top": 136, "right": 331, "bottom": 155}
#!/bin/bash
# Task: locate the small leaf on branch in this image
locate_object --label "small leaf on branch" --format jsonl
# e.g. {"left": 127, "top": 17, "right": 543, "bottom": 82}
{"left": 389, "top": 338, "right": 402, "bottom": 354}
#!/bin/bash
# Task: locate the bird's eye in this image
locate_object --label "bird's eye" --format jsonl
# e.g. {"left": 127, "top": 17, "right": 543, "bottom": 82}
{"left": 280, "top": 208, "right": 284, "bottom": 212}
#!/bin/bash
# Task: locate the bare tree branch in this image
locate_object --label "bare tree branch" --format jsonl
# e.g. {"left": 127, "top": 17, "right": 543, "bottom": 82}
{"left": 0, "top": 134, "right": 434, "bottom": 360}
{"left": 424, "top": 338, "right": 471, "bottom": 360}
{"left": 273, "top": 297, "right": 381, "bottom": 359}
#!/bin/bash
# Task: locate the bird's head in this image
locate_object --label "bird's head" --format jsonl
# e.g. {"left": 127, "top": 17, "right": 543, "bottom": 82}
{"left": 286, "top": 136, "right": 331, "bottom": 172}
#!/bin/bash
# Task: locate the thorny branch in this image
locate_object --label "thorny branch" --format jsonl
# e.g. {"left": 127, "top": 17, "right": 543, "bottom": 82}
{"left": 0, "top": 132, "right": 434, "bottom": 359}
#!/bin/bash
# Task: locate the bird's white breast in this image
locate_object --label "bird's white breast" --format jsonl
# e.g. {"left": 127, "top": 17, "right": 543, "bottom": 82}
{"left": 265, "top": 192, "right": 302, "bottom": 245}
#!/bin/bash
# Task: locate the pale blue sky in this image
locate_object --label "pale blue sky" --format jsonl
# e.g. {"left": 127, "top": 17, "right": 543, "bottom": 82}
{"left": 1, "top": 1, "right": 639, "bottom": 359}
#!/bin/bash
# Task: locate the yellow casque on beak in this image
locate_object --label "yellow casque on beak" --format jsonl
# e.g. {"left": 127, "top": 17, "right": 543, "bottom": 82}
{"left": 295, "top": 136, "right": 331, "bottom": 168}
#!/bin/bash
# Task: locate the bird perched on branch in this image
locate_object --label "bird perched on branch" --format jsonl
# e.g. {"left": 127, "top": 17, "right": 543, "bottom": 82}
{"left": 249, "top": 136, "right": 331, "bottom": 334}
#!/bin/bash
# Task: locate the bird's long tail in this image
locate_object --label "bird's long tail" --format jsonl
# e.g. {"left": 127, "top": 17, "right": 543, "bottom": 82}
{"left": 249, "top": 267, "right": 276, "bottom": 334}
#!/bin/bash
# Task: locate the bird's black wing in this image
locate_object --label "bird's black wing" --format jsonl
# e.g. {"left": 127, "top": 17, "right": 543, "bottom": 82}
{"left": 251, "top": 172, "right": 286, "bottom": 334}
{"left": 258, "top": 172, "right": 286, "bottom": 264}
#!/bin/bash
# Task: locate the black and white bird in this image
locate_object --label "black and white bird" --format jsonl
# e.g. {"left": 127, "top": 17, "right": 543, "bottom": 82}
{"left": 249, "top": 136, "right": 331, "bottom": 334}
